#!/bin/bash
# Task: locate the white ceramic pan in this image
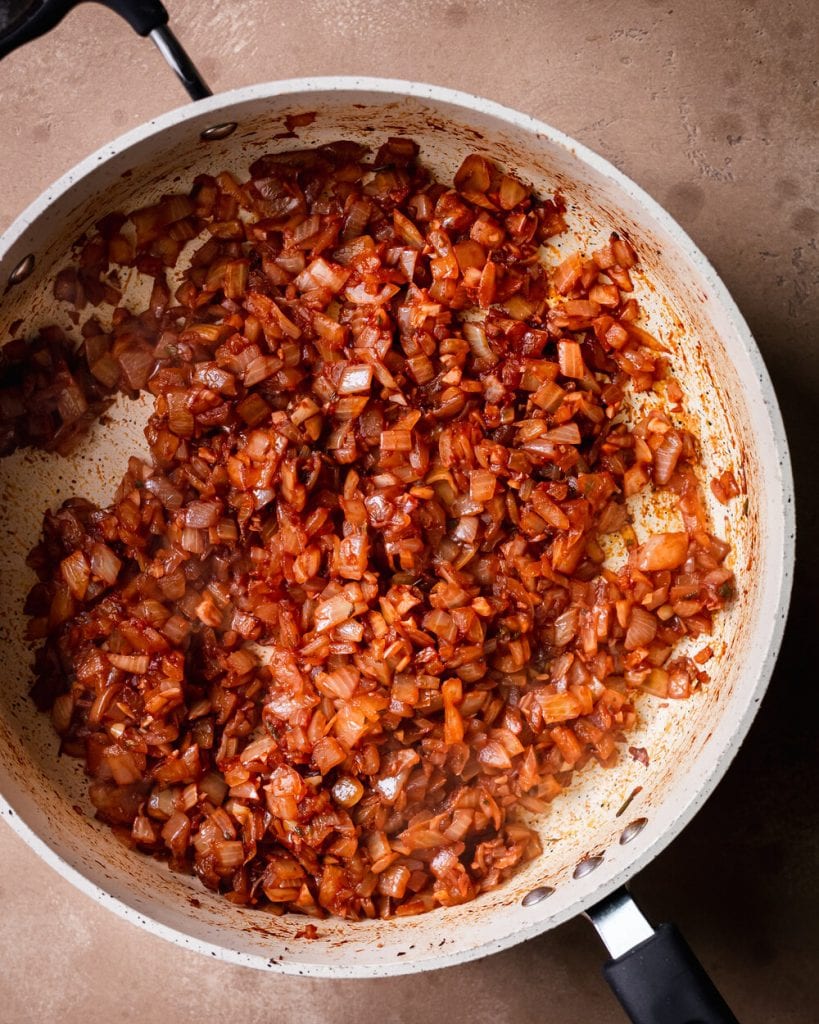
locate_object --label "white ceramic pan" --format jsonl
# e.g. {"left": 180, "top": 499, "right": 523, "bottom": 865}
{"left": 0, "top": 3, "right": 794, "bottom": 1022}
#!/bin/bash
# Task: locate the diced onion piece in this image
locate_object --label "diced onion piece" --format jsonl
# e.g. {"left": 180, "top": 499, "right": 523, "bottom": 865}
{"left": 380, "top": 429, "right": 412, "bottom": 451}
{"left": 60, "top": 550, "right": 90, "bottom": 600}
{"left": 345, "top": 282, "right": 400, "bottom": 306}
{"left": 478, "top": 739, "right": 513, "bottom": 769}
{"left": 558, "top": 340, "right": 585, "bottom": 379}
{"left": 338, "top": 363, "right": 373, "bottom": 395}
{"left": 393, "top": 209, "right": 425, "bottom": 249}
{"left": 313, "top": 736, "right": 346, "bottom": 774}
{"left": 244, "top": 355, "right": 281, "bottom": 387}
{"left": 654, "top": 432, "right": 683, "bottom": 486}
{"left": 625, "top": 606, "right": 658, "bottom": 650}
{"left": 636, "top": 532, "right": 689, "bottom": 571}
{"left": 223, "top": 259, "right": 249, "bottom": 299}
{"left": 108, "top": 653, "right": 150, "bottom": 674}
{"left": 185, "top": 500, "right": 221, "bottom": 528}
{"left": 612, "top": 235, "right": 638, "bottom": 269}
{"left": 532, "top": 379, "right": 566, "bottom": 412}
{"left": 469, "top": 469, "right": 496, "bottom": 503}
{"left": 214, "top": 840, "right": 245, "bottom": 871}
{"left": 90, "top": 542, "right": 121, "bottom": 585}
{"left": 537, "top": 693, "right": 581, "bottom": 725}
{"left": 442, "top": 678, "right": 464, "bottom": 744}
{"left": 589, "top": 283, "right": 620, "bottom": 307}
{"left": 314, "top": 594, "right": 355, "bottom": 633}
{"left": 553, "top": 253, "right": 582, "bottom": 294}
{"left": 564, "top": 299, "right": 600, "bottom": 318}
{"left": 544, "top": 423, "right": 581, "bottom": 445}
{"left": 553, "top": 607, "right": 579, "bottom": 646}
{"left": 498, "top": 175, "right": 528, "bottom": 210}
{"left": 454, "top": 154, "right": 491, "bottom": 192}
{"left": 463, "top": 321, "right": 496, "bottom": 364}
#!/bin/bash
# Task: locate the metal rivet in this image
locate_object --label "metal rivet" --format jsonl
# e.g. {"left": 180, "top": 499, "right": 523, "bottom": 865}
{"left": 619, "top": 817, "right": 648, "bottom": 845}
{"left": 8, "top": 253, "right": 35, "bottom": 286}
{"left": 200, "top": 122, "right": 238, "bottom": 142}
{"left": 573, "top": 855, "right": 604, "bottom": 879}
{"left": 521, "top": 885, "right": 554, "bottom": 907}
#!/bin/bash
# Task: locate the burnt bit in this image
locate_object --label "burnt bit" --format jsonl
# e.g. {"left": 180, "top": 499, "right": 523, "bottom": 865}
{"left": 616, "top": 785, "right": 643, "bottom": 817}
{"left": 284, "top": 111, "right": 317, "bottom": 133}
{"left": 628, "top": 746, "right": 650, "bottom": 767}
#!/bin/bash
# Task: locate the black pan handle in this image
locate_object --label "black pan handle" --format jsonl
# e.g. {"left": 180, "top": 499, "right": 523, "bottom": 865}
{"left": 0, "top": 0, "right": 211, "bottom": 99}
{"left": 587, "top": 887, "right": 739, "bottom": 1024}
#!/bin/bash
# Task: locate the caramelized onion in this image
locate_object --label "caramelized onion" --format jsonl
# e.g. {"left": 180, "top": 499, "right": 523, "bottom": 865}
{"left": 11, "top": 140, "right": 733, "bottom": 922}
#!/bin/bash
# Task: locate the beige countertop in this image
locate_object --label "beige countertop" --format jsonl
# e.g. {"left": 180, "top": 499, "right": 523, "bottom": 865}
{"left": 0, "top": 1, "right": 816, "bottom": 1021}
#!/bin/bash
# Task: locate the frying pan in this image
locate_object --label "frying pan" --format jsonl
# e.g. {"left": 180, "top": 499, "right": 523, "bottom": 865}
{"left": 0, "top": 2, "right": 795, "bottom": 1021}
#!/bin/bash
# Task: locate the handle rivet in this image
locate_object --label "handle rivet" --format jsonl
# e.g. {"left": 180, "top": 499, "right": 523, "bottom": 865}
{"left": 8, "top": 253, "right": 35, "bottom": 287}
{"left": 619, "top": 818, "right": 648, "bottom": 845}
{"left": 573, "top": 855, "right": 604, "bottom": 879}
{"left": 521, "top": 885, "right": 554, "bottom": 907}
{"left": 200, "top": 122, "right": 238, "bottom": 142}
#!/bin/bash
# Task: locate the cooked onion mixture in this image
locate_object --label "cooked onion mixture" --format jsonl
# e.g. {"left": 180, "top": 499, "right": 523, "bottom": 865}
{"left": 2, "top": 139, "right": 738, "bottom": 920}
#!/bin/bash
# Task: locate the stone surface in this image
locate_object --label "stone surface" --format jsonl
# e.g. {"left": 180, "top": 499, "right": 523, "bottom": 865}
{"left": 0, "top": 1, "right": 816, "bottom": 1021}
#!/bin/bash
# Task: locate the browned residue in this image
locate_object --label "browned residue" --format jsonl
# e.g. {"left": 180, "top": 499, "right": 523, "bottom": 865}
{"left": 616, "top": 786, "right": 644, "bottom": 817}
{"left": 284, "top": 111, "right": 317, "bottom": 132}
{"left": 628, "top": 747, "right": 650, "bottom": 767}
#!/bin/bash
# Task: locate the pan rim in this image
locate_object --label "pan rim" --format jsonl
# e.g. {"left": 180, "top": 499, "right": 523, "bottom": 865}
{"left": 0, "top": 75, "right": 796, "bottom": 977}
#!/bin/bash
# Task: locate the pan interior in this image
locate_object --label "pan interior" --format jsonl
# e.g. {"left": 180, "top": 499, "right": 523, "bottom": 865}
{"left": 0, "top": 83, "right": 784, "bottom": 975}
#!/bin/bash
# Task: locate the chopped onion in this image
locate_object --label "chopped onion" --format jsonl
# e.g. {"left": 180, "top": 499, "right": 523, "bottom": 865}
{"left": 625, "top": 606, "right": 658, "bottom": 650}
{"left": 393, "top": 210, "right": 425, "bottom": 249}
{"left": 380, "top": 429, "right": 412, "bottom": 451}
{"left": 558, "top": 340, "right": 585, "bottom": 379}
{"left": 544, "top": 423, "right": 581, "bottom": 445}
{"left": 498, "top": 175, "right": 528, "bottom": 210}
{"left": 90, "top": 542, "right": 121, "bottom": 585}
{"left": 469, "top": 469, "right": 496, "bottom": 503}
{"left": 338, "top": 363, "right": 373, "bottom": 395}
{"left": 185, "top": 500, "right": 221, "bottom": 529}
{"left": 17, "top": 138, "right": 733, "bottom": 926}
{"left": 108, "top": 653, "right": 150, "bottom": 674}
{"left": 314, "top": 594, "right": 355, "bottom": 633}
{"left": 654, "top": 431, "right": 683, "bottom": 486}
{"left": 60, "top": 551, "right": 90, "bottom": 600}
{"left": 636, "top": 532, "right": 689, "bottom": 571}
